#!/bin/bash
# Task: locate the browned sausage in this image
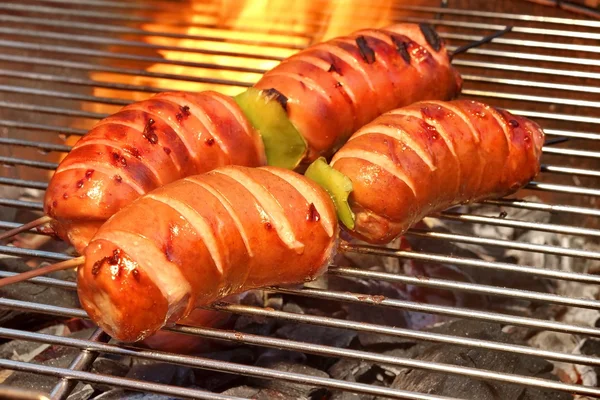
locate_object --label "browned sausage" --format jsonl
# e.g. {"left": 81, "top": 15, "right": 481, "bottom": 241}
{"left": 78, "top": 165, "right": 338, "bottom": 342}
{"left": 254, "top": 23, "right": 462, "bottom": 163}
{"left": 331, "top": 100, "right": 545, "bottom": 244}
{"left": 44, "top": 91, "right": 266, "bottom": 252}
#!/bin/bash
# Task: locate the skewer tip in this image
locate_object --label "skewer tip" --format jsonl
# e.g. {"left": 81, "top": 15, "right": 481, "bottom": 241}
{"left": 450, "top": 25, "right": 513, "bottom": 60}
{"left": 0, "top": 215, "right": 54, "bottom": 242}
{"left": 0, "top": 256, "right": 85, "bottom": 288}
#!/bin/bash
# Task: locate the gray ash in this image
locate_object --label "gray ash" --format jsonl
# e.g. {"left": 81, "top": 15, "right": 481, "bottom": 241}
{"left": 378, "top": 320, "right": 571, "bottom": 400}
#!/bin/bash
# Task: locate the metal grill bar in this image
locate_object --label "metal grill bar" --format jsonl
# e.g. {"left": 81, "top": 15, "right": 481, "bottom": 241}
{"left": 0, "top": 3, "right": 313, "bottom": 40}
{"left": 0, "top": 157, "right": 58, "bottom": 170}
{"left": 271, "top": 287, "right": 600, "bottom": 337}
{"left": 0, "top": 69, "right": 164, "bottom": 94}
{"left": 0, "top": 138, "right": 70, "bottom": 153}
{"left": 0, "top": 27, "right": 287, "bottom": 62}
{"left": 2, "top": 275, "right": 600, "bottom": 371}
{"left": 0, "top": 14, "right": 309, "bottom": 46}
{"left": 48, "top": 328, "right": 107, "bottom": 400}
{"left": 7, "top": 66, "right": 600, "bottom": 101}
{"left": 0, "top": 198, "right": 44, "bottom": 211}
{"left": 2, "top": 2, "right": 600, "bottom": 399}
{"left": 0, "top": 359, "right": 246, "bottom": 400}
{"left": 442, "top": 32, "right": 600, "bottom": 54}
{"left": 328, "top": 266, "right": 600, "bottom": 309}
{"left": 0, "top": 39, "right": 267, "bottom": 75}
{"left": 2, "top": 299, "right": 600, "bottom": 398}
{"left": 0, "top": 54, "right": 252, "bottom": 87}
{"left": 406, "top": 228, "right": 600, "bottom": 260}
{"left": 453, "top": 59, "right": 600, "bottom": 80}
{"left": 8, "top": 94, "right": 600, "bottom": 132}
{"left": 395, "top": 4, "right": 600, "bottom": 26}
{"left": 436, "top": 212, "right": 600, "bottom": 237}
{"left": 541, "top": 164, "right": 600, "bottom": 177}
{"left": 344, "top": 244, "right": 600, "bottom": 284}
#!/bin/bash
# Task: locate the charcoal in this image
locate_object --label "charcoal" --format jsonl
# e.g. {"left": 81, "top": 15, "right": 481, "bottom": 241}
{"left": 0, "top": 324, "right": 68, "bottom": 361}
{"left": 378, "top": 320, "right": 571, "bottom": 400}
{"left": 126, "top": 361, "right": 194, "bottom": 387}
{"left": 330, "top": 392, "right": 365, "bottom": 400}
{"left": 192, "top": 348, "right": 254, "bottom": 391}
{"left": 220, "top": 385, "right": 260, "bottom": 397}
{"left": 255, "top": 349, "right": 306, "bottom": 367}
{"left": 67, "top": 383, "right": 95, "bottom": 400}
{"left": 0, "top": 257, "right": 78, "bottom": 334}
{"left": 89, "top": 357, "right": 131, "bottom": 392}
{"left": 1, "top": 347, "right": 80, "bottom": 392}
{"left": 336, "top": 233, "right": 404, "bottom": 275}
{"left": 92, "top": 390, "right": 176, "bottom": 400}
{"left": 250, "top": 361, "right": 329, "bottom": 398}
{"left": 345, "top": 304, "right": 412, "bottom": 348}
{"left": 328, "top": 358, "right": 384, "bottom": 400}
{"left": 282, "top": 301, "right": 305, "bottom": 315}
{"left": 329, "top": 358, "right": 364, "bottom": 381}
{"left": 201, "top": 347, "right": 255, "bottom": 365}
{"left": 276, "top": 324, "right": 356, "bottom": 348}
{"left": 91, "top": 357, "right": 130, "bottom": 377}
{"left": 0, "top": 324, "right": 80, "bottom": 390}
{"left": 222, "top": 386, "right": 288, "bottom": 399}
{"left": 403, "top": 261, "right": 488, "bottom": 310}
{"left": 234, "top": 314, "right": 277, "bottom": 336}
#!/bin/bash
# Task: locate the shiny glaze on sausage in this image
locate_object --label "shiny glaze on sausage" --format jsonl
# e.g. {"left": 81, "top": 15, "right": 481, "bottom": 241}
{"left": 331, "top": 100, "right": 545, "bottom": 243}
{"left": 44, "top": 91, "right": 266, "bottom": 252}
{"left": 254, "top": 23, "right": 462, "bottom": 163}
{"left": 78, "top": 165, "right": 338, "bottom": 342}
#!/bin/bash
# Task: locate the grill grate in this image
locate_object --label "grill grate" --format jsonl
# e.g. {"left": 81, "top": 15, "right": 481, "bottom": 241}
{"left": 1, "top": 0, "right": 600, "bottom": 399}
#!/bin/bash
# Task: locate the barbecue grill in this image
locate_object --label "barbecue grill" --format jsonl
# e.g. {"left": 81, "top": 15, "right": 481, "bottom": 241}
{"left": 1, "top": 0, "right": 600, "bottom": 399}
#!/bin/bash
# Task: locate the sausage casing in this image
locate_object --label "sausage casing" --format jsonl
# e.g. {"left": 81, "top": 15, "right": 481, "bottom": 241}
{"left": 78, "top": 166, "right": 338, "bottom": 342}
{"left": 254, "top": 23, "right": 462, "bottom": 162}
{"left": 44, "top": 91, "right": 266, "bottom": 252}
{"left": 331, "top": 100, "right": 545, "bottom": 243}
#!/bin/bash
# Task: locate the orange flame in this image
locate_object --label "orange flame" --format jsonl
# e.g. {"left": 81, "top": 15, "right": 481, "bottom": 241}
{"left": 68, "top": 0, "right": 405, "bottom": 161}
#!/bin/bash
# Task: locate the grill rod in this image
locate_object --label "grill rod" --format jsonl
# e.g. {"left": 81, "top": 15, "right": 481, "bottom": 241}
{"left": 0, "top": 359, "right": 247, "bottom": 400}
{"left": 11, "top": 0, "right": 600, "bottom": 42}
{"left": 7, "top": 1, "right": 600, "bottom": 29}
{"left": 4, "top": 81, "right": 600, "bottom": 114}
{"left": 7, "top": 23, "right": 600, "bottom": 59}
{"left": 0, "top": 3, "right": 311, "bottom": 43}
{"left": 1, "top": 276, "right": 600, "bottom": 369}
{"left": 1, "top": 2, "right": 600, "bottom": 396}
{"left": 2, "top": 259, "right": 599, "bottom": 311}
{"left": 3, "top": 233, "right": 600, "bottom": 284}
{"left": 48, "top": 328, "right": 107, "bottom": 400}
{"left": 6, "top": 99, "right": 600, "bottom": 138}
{"left": 0, "top": 197, "right": 596, "bottom": 260}
{"left": 5, "top": 157, "right": 600, "bottom": 181}
{"left": 2, "top": 299, "right": 600, "bottom": 398}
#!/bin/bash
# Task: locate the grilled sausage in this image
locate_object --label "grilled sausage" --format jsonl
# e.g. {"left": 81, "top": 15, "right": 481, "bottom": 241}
{"left": 78, "top": 165, "right": 338, "bottom": 342}
{"left": 40, "top": 23, "right": 460, "bottom": 253}
{"left": 331, "top": 100, "right": 545, "bottom": 243}
{"left": 44, "top": 91, "right": 266, "bottom": 252}
{"left": 254, "top": 23, "right": 462, "bottom": 163}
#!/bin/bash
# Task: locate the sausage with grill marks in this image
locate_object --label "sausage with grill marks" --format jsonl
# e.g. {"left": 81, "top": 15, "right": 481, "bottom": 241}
{"left": 40, "top": 23, "right": 460, "bottom": 253}
{"left": 331, "top": 100, "right": 545, "bottom": 244}
{"left": 78, "top": 166, "right": 338, "bottom": 342}
{"left": 254, "top": 23, "right": 462, "bottom": 162}
{"left": 44, "top": 91, "right": 266, "bottom": 252}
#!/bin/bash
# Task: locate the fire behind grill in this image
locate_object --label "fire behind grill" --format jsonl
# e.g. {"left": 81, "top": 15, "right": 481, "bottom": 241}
{"left": 1, "top": 0, "right": 600, "bottom": 399}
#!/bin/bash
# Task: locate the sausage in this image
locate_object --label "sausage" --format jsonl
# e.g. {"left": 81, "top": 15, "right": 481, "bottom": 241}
{"left": 254, "top": 23, "right": 462, "bottom": 163}
{"left": 44, "top": 91, "right": 266, "bottom": 252}
{"left": 330, "top": 100, "right": 545, "bottom": 244}
{"left": 40, "top": 23, "right": 460, "bottom": 253}
{"left": 78, "top": 165, "right": 338, "bottom": 342}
